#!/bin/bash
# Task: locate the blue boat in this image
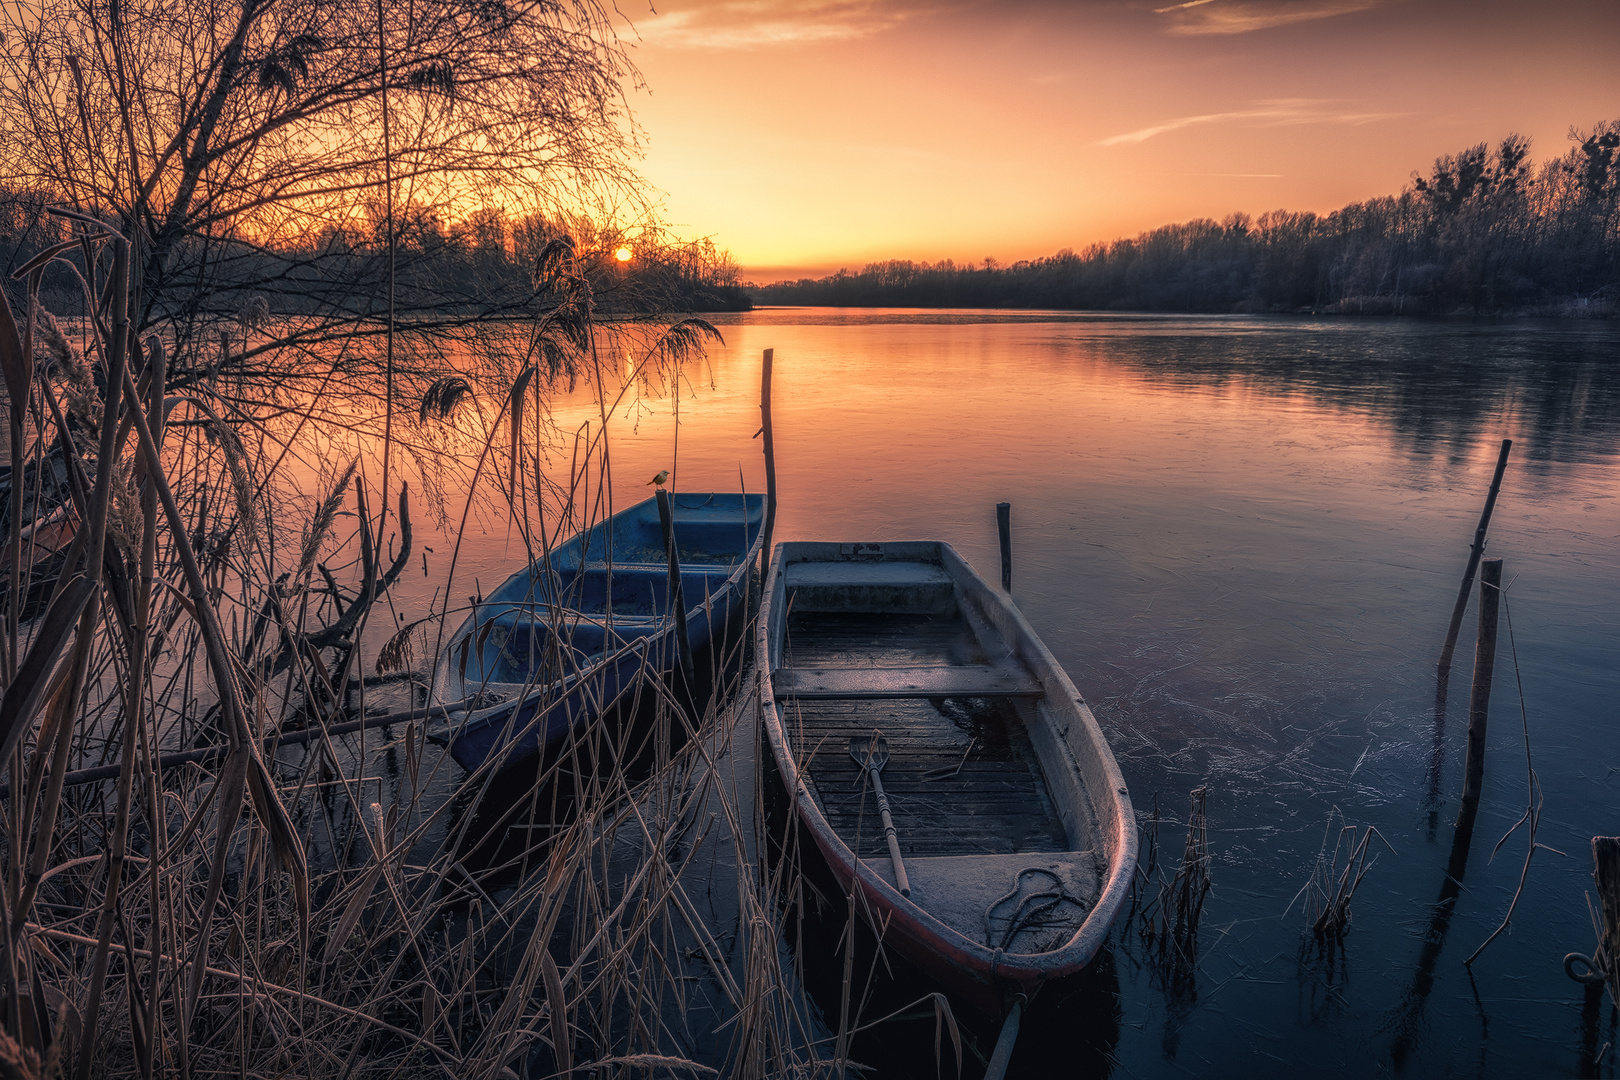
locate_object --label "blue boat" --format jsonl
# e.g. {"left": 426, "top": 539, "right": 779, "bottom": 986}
{"left": 429, "top": 492, "right": 765, "bottom": 773}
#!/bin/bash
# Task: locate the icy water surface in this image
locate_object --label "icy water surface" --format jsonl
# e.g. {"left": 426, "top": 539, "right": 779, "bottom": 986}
{"left": 392, "top": 310, "right": 1620, "bottom": 1076}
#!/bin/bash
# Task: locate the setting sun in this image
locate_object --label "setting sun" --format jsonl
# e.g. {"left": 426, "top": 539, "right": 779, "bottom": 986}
{"left": 614, "top": 245, "right": 633, "bottom": 262}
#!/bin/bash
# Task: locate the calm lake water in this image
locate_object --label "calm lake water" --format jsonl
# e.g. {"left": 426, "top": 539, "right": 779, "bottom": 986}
{"left": 391, "top": 309, "right": 1620, "bottom": 1076}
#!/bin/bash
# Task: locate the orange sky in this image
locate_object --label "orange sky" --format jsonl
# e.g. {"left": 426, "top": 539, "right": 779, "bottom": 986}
{"left": 615, "top": 0, "right": 1620, "bottom": 282}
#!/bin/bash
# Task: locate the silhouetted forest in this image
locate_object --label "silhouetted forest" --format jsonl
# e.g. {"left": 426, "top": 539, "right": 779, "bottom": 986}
{"left": 755, "top": 124, "right": 1620, "bottom": 316}
{"left": 0, "top": 195, "right": 750, "bottom": 331}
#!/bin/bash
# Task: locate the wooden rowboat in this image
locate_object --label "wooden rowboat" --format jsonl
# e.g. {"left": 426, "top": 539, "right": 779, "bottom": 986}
{"left": 431, "top": 492, "right": 764, "bottom": 773}
{"left": 758, "top": 540, "right": 1136, "bottom": 1016}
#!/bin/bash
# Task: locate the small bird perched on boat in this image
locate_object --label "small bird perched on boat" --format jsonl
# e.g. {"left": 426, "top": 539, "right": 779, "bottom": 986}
{"left": 646, "top": 469, "right": 669, "bottom": 488}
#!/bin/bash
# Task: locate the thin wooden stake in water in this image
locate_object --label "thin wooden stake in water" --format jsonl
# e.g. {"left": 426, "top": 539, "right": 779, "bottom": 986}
{"left": 996, "top": 502, "right": 1012, "bottom": 591}
{"left": 1455, "top": 558, "right": 1503, "bottom": 838}
{"left": 656, "top": 489, "right": 695, "bottom": 687}
{"left": 760, "top": 348, "right": 777, "bottom": 574}
{"left": 1438, "top": 439, "right": 1512, "bottom": 683}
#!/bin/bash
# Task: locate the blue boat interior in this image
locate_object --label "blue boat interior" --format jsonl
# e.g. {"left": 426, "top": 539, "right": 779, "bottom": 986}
{"left": 550, "top": 492, "right": 764, "bottom": 571}
{"left": 454, "top": 493, "right": 763, "bottom": 687}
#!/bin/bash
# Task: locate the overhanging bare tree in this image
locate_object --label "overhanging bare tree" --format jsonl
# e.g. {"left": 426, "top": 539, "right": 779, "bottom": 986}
{"left": 0, "top": 0, "right": 651, "bottom": 387}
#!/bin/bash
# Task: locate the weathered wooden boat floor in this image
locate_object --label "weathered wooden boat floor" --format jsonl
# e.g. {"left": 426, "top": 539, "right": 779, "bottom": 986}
{"left": 781, "top": 611, "right": 1068, "bottom": 859}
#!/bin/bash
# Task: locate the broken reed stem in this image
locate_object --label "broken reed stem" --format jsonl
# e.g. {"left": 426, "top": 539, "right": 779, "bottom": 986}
{"left": 1127, "top": 792, "right": 1160, "bottom": 921}
{"left": 1170, "top": 786, "right": 1212, "bottom": 946}
{"left": 1292, "top": 815, "right": 1394, "bottom": 938}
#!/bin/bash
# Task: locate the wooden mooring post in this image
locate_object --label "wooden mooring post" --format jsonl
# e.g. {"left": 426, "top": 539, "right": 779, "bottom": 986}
{"left": 1454, "top": 557, "right": 1503, "bottom": 837}
{"left": 655, "top": 489, "right": 695, "bottom": 687}
{"left": 996, "top": 502, "right": 1012, "bottom": 591}
{"left": 759, "top": 349, "right": 777, "bottom": 575}
{"left": 1437, "top": 439, "right": 1512, "bottom": 683}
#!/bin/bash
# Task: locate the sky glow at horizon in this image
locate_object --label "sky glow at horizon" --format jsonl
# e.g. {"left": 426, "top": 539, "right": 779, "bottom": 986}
{"left": 615, "top": 0, "right": 1620, "bottom": 282}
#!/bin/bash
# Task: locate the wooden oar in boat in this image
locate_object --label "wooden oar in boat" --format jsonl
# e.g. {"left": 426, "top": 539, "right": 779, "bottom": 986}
{"left": 849, "top": 733, "right": 911, "bottom": 897}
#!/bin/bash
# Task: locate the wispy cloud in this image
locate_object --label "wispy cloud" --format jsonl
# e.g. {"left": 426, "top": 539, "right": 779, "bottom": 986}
{"left": 1154, "top": 0, "right": 1382, "bottom": 35}
{"left": 632, "top": 0, "right": 920, "bottom": 49}
{"left": 1128, "top": 169, "right": 1285, "bottom": 177}
{"left": 1098, "top": 99, "right": 1402, "bottom": 146}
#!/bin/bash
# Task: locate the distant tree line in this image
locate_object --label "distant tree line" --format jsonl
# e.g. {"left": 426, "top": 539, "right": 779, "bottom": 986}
{"left": 0, "top": 194, "right": 749, "bottom": 335}
{"left": 754, "top": 123, "right": 1620, "bottom": 315}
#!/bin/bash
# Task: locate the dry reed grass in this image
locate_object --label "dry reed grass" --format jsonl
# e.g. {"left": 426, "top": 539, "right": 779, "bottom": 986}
{"left": 0, "top": 213, "right": 843, "bottom": 1079}
{"left": 1287, "top": 809, "right": 1393, "bottom": 938}
{"left": 1131, "top": 787, "right": 1211, "bottom": 990}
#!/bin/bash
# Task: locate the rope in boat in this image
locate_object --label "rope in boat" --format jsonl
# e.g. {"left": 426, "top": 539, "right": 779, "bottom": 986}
{"left": 984, "top": 867, "right": 1089, "bottom": 952}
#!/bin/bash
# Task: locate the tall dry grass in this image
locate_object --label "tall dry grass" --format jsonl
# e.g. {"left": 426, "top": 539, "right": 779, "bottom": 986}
{"left": 0, "top": 213, "right": 846, "bottom": 1079}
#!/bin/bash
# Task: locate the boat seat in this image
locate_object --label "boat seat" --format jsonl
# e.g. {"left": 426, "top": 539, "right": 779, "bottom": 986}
{"left": 772, "top": 661, "right": 1041, "bottom": 699}
{"left": 784, "top": 559, "right": 957, "bottom": 615}
{"left": 783, "top": 561, "right": 952, "bottom": 587}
